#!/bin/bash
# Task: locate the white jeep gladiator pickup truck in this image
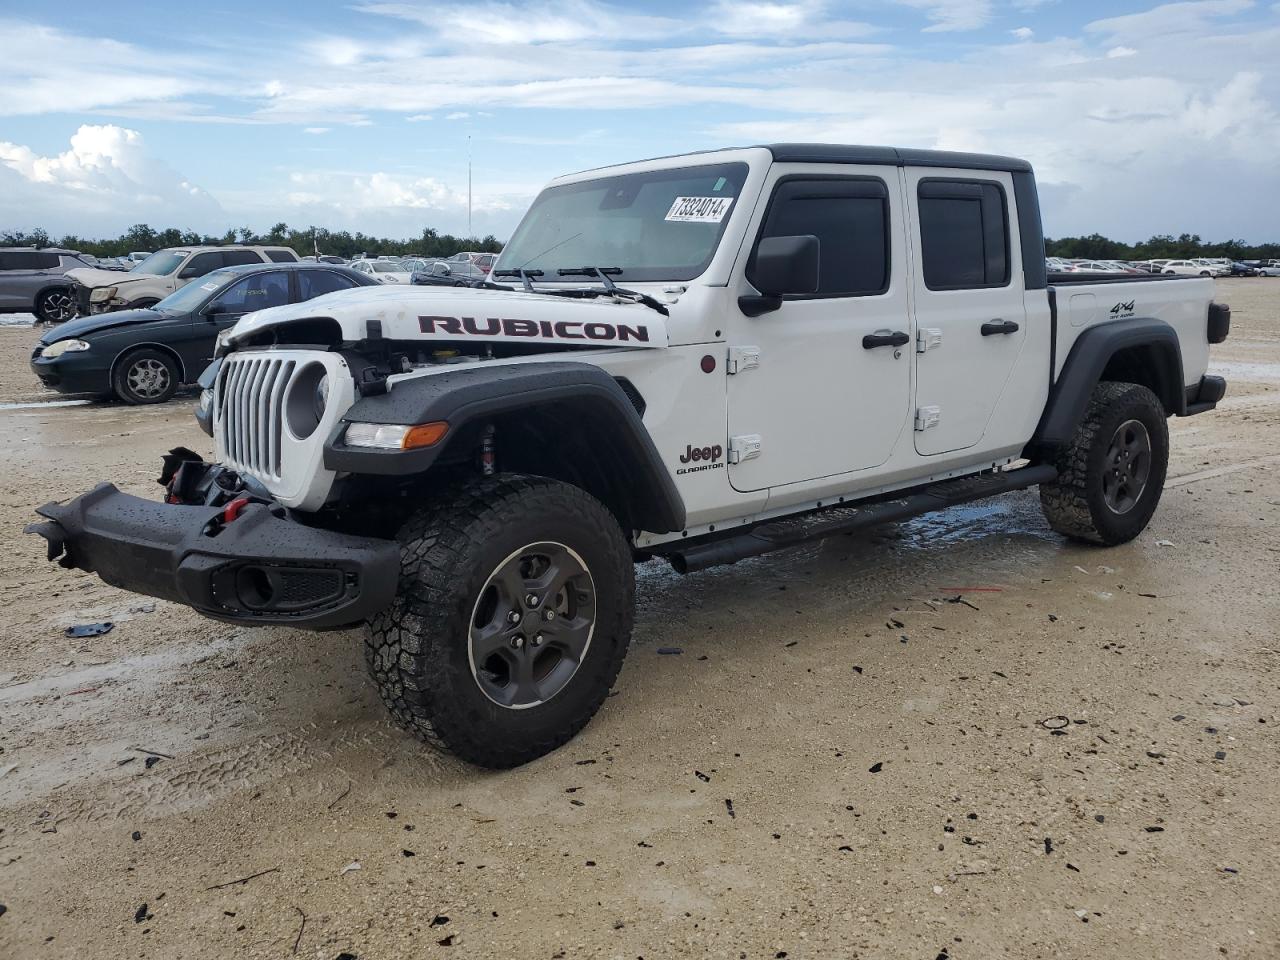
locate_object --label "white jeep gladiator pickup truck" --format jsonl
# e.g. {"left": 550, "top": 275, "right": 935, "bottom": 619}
{"left": 30, "top": 144, "right": 1230, "bottom": 767}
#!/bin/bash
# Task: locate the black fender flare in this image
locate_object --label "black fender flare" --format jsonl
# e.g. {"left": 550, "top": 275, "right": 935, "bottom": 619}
{"left": 324, "top": 361, "right": 686, "bottom": 533}
{"left": 1033, "top": 317, "right": 1184, "bottom": 447}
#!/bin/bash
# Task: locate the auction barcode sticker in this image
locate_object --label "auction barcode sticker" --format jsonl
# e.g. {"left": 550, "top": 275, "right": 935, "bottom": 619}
{"left": 665, "top": 196, "right": 733, "bottom": 223}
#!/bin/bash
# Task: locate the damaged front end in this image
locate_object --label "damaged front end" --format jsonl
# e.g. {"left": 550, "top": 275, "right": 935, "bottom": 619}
{"left": 26, "top": 448, "right": 399, "bottom": 630}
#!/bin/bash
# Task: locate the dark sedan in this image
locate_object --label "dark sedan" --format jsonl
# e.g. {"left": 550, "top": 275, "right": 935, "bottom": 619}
{"left": 30, "top": 262, "right": 376, "bottom": 404}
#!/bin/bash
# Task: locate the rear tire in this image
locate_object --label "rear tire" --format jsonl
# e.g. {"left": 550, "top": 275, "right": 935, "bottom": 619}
{"left": 112, "top": 348, "right": 180, "bottom": 404}
{"left": 1039, "top": 381, "right": 1169, "bottom": 545}
{"left": 35, "top": 288, "right": 76, "bottom": 324}
{"left": 365, "top": 474, "right": 635, "bottom": 768}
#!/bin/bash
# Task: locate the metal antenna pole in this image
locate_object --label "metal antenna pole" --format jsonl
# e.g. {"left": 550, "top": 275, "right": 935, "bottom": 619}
{"left": 467, "top": 135, "right": 473, "bottom": 238}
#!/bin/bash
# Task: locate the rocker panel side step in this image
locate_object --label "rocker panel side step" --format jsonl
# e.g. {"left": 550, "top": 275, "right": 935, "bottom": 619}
{"left": 664, "top": 464, "right": 1058, "bottom": 574}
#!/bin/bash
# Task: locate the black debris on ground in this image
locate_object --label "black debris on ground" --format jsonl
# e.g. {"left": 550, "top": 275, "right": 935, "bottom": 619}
{"left": 430, "top": 915, "right": 449, "bottom": 927}
{"left": 1044, "top": 837, "right": 1054, "bottom": 855}
{"left": 144, "top": 756, "right": 161, "bottom": 770}
{"left": 131, "top": 831, "right": 142, "bottom": 841}
{"left": 402, "top": 850, "right": 415, "bottom": 857}
{"left": 868, "top": 762, "right": 883, "bottom": 773}
{"left": 65, "top": 622, "right": 113, "bottom": 638}
{"left": 695, "top": 771, "right": 711, "bottom": 783}
{"left": 852, "top": 665, "right": 863, "bottom": 674}
{"left": 724, "top": 799, "right": 736, "bottom": 819}
{"left": 134, "top": 903, "right": 150, "bottom": 924}
{"left": 657, "top": 647, "right": 683, "bottom": 656}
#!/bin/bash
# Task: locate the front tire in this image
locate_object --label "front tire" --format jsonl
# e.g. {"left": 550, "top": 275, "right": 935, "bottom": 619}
{"left": 366, "top": 475, "right": 635, "bottom": 768}
{"left": 35, "top": 288, "right": 76, "bottom": 324}
{"left": 1039, "top": 381, "right": 1169, "bottom": 545}
{"left": 112, "top": 348, "right": 180, "bottom": 404}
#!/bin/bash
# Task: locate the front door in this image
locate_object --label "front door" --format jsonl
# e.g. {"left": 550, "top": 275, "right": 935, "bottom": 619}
{"left": 905, "top": 168, "right": 1028, "bottom": 456}
{"left": 727, "top": 166, "right": 912, "bottom": 492}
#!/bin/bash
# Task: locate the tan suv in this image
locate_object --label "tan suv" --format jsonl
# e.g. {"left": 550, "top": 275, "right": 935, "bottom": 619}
{"left": 65, "top": 245, "right": 299, "bottom": 315}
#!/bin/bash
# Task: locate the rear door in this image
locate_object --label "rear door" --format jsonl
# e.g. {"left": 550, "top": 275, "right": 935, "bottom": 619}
{"left": 906, "top": 168, "right": 1027, "bottom": 456}
{"left": 726, "top": 165, "right": 912, "bottom": 491}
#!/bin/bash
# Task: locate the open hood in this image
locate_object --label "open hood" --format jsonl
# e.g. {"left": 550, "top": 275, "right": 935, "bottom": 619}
{"left": 225, "top": 284, "right": 669, "bottom": 350}
{"left": 64, "top": 267, "right": 154, "bottom": 289}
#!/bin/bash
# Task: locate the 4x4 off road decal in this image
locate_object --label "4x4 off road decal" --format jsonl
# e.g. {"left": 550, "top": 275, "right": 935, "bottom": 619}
{"left": 419, "top": 315, "right": 650, "bottom": 343}
{"left": 677, "top": 443, "right": 723, "bottom": 475}
{"left": 1110, "top": 300, "right": 1136, "bottom": 318}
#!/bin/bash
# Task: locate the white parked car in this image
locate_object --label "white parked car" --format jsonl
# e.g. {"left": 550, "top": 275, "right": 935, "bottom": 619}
{"left": 1162, "top": 260, "right": 1218, "bottom": 277}
{"left": 351, "top": 259, "right": 413, "bottom": 284}
{"left": 64, "top": 245, "right": 301, "bottom": 314}
{"left": 1071, "top": 260, "right": 1128, "bottom": 273}
{"left": 1192, "top": 259, "right": 1231, "bottom": 277}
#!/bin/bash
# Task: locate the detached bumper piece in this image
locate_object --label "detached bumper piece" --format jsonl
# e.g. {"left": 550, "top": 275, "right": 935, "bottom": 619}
{"left": 1184, "top": 375, "right": 1227, "bottom": 416}
{"left": 27, "top": 484, "right": 399, "bottom": 629}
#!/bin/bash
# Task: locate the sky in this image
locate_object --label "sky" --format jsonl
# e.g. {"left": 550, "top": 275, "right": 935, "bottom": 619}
{"left": 0, "top": 0, "right": 1277, "bottom": 244}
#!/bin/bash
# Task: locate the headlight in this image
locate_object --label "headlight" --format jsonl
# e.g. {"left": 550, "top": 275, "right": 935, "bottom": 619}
{"left": 196, "top": 387, "right": 213, "bottom": 418}
{"left": 89, "top": 286, "right": 118, "bottom": 302}
{"left": 344, "top": 421, "right": 449, "bottom": 450}
{"left": 40, "top": 339, "right": 91, "bottom": 359}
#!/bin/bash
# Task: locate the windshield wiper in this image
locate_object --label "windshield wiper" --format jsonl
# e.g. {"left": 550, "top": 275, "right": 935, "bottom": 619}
{"left": 491, "top": 268, "right": 544, "bottom": 292}
{"left": 554, "top": 266, "right": 669, "bottom": 316}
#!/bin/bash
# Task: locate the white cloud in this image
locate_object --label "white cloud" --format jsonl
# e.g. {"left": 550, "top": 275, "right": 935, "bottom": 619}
{"left": 1106, "top": 45, "right": 1137, "bottom": 58}
{"left": 303, "top": 127, "right": 331, "bottom": 134}
{"left": 894, "top": 0, "right": 993, "bottom": 32}
{"left": 0, "top": 125, "right": 222, "bottom": 234}
{"left": 1086, "top": 0, "right": 1255, "bottom": 39}
{"left": 1011, "top": 26, "right": 1034, "bottom": 40}
{"left": 445, "top": 112, "right": 471, "bottom": 120}
{"left": 405, "top": 114, "right": 434, "bottom": 122}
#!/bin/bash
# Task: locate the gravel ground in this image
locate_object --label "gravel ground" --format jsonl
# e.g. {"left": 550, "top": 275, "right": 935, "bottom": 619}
{"left": 1, "top": 279, "right": 1278, "bottom": 959}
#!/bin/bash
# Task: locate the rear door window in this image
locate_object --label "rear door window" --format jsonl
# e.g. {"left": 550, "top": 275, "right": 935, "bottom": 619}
{"left": 917, "top": 180, "right": 1010, "bottom": 290}
{"left": 221, "top": 250, "right": 264, "bottom": 267}
{"left": 0, "top": 251, "right": 59, "bottom": 270}
{"left": 266, "top": 249, "right": 299, "bottom": 263}
{"left": 183, "top": 252, "right": 225, "bottom": 278}
{"left": 298, "top": 270, "right": 357, "bottom": 300}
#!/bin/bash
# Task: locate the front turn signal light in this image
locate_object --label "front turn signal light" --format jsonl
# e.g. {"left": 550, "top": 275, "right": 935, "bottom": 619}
{"left": 344, "top": 420, "right": 449, "bottom": 450}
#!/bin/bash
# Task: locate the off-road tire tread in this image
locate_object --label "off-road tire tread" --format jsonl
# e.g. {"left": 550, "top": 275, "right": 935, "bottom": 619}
{"left": 1039, "top": 381, "right": 1167, "bottom": 545}
{"left": 365, "top": 474, "right": 634, "bottom": 767}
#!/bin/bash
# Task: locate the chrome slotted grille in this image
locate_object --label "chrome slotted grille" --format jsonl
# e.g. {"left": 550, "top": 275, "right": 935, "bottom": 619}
{"left": 216, "top": 355, "right": 296, "bottom": 480}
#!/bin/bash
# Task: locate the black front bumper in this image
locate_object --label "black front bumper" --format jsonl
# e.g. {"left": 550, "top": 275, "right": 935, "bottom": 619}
{"left": 27, "top": 484, "right": 400, "bottom": 629}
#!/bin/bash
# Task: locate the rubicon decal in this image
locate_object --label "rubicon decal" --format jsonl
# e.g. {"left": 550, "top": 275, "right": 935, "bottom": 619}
{"left": 676, "top": 443, "right": 724, "bottom": 475}
{"left": 420, "top": 315, "right": 650, "bottom": 343}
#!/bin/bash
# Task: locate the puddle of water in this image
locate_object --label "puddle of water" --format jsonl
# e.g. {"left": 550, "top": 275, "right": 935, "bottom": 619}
{"left": 0, "top": 399, "right": 93, "bottom": 411}
{"left": 1208, "top": 360, "right": 1280, "bottom": 383}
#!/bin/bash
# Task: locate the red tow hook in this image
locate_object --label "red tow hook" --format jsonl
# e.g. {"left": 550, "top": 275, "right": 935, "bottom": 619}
{"left": 221, "top": 497, "right": 251, "bottom": 524}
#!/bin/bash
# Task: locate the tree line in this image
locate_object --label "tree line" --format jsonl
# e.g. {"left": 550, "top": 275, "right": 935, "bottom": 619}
{"left": 3, "top": 223, "right": 1277, "bottom": 264}
{"left": 0, "top": 223, "right": 504, "bottom": 260}
{"left": 1046, "top": 233, "right": 1279, "bottom": 261}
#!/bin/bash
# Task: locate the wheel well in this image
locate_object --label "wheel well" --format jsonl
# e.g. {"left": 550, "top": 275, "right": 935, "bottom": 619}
{"left": 465, "top": 401, "right": 667, "bottom": 537}
{"left": 35, "top": 283, "right": 71, "bottom": 301}
{"left": 111, "top": 343, "right": 188, "bottom": 385}
{"left": 1099, "top": 344, "right": 1181, "bottom": 415}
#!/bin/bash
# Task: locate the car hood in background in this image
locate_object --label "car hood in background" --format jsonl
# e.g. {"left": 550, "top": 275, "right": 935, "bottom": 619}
{"left": 64, "top": 267, "right": 156, "bottom": 289}
{"left": 40, "top": 307, "right": 170, "bottom": 343}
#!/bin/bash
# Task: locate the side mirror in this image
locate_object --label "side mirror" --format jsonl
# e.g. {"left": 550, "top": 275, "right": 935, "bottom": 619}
{"left": 178, "top": 265, "right": 200, "bottom": 279}
{"left": 741, "top": 235, "right": 820, "bottom": 316}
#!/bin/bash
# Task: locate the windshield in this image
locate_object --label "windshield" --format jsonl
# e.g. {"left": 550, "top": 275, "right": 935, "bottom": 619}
{"left": 131, "top": 251, "right": 187, "bottom": 276}
{"left": 498, "top": 162, "right": 749, "bottom": 282}
{"left": 371, "top": 261, "right": 405, "bottom": 273}
{"left": 154, "top": 270, "right": 235, "bottom": 312}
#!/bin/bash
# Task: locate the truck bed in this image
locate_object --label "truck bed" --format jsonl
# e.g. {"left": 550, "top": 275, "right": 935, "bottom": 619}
{"left": 1046, "top": 273, "right": 1216, "bottom": 392}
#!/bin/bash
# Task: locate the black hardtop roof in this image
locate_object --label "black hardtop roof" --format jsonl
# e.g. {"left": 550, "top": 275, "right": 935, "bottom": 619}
{"left": 568, "top": 143, "right": 1032, "bottom": 177}
{"left": 764, "top": 143, "right": 1032, "bottom": 173}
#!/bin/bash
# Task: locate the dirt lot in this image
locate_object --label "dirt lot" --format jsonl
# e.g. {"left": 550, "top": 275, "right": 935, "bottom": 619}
{"left": 1, "top": 280, "right": 1278, "bottom": 959}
